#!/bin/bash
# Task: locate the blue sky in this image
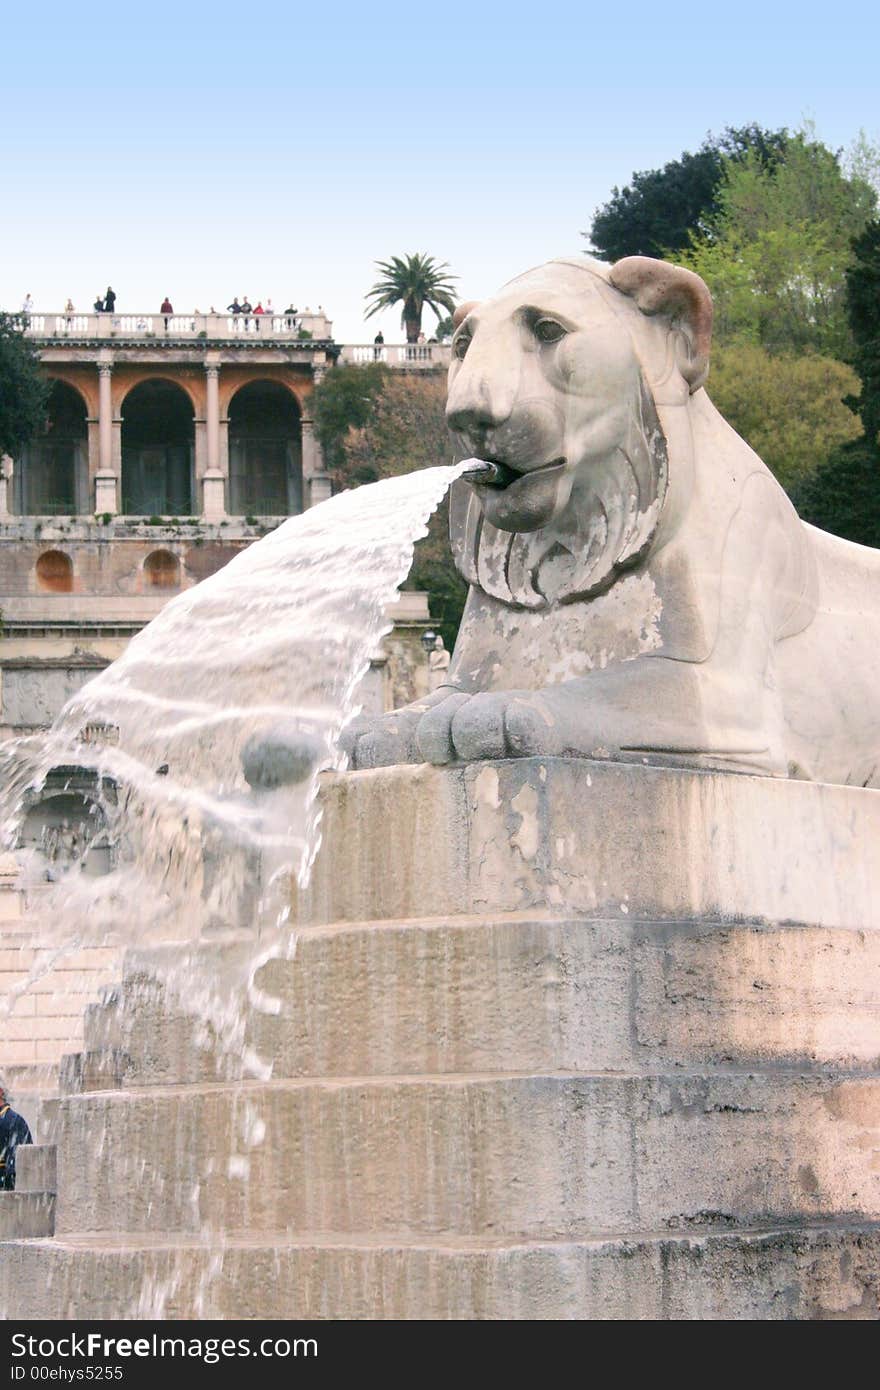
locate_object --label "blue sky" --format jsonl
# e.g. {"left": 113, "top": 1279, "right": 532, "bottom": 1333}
{"left": 2, "top": 2, "right": 877, "bottom": 343}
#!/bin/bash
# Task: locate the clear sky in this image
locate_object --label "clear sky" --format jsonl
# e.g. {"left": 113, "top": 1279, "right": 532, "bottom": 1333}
{"left": 2, "top": 2, "right": 877, "bottom": 344}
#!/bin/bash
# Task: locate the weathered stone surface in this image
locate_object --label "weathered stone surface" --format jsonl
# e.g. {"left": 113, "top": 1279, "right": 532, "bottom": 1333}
{"left": 298, "top": 759, "right": 880, "bottom": 930}
{"left": 0, "top": 1192, "right": 54, "bottom": 1239}
{"left": 0, "top": 1228, "right": 877, "bottom": 1320}
{"left": 94, "top": 916, "right": 880, "bottom": 1087}
{"left": 53, "top": 1072, "right": 880, "bottom": 1239}
{"left": 2, "top": 759, "right": 877, "bottom": 1318}
{"left": 14, "top": 1144, "right": 56, "bottom": 1194}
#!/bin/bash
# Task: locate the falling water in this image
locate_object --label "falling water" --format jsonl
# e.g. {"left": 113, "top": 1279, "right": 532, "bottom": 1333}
{"left": 1, "top": 462, "right": 478, "bottom": 947}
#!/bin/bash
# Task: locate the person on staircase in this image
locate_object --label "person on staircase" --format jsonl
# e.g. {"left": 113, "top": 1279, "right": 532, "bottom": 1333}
{"left": 0, "top": 1085, "right": 32, "bottom": 1190}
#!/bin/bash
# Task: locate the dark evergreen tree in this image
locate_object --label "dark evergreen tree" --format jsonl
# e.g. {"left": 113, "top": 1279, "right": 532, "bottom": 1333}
{"left": 843, "top": 220, "right": 880, "bottom": 442}
{"left": 790, "top": 438, "right": 880, "bottom": 547}
{"left": 586, "top": 124, "right": 788, "bottom": 262}
{"left": 791, "top": 221, "right": 880, "bottom": 545}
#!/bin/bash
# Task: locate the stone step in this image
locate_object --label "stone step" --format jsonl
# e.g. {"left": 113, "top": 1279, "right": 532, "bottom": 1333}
{"left": 79, "top": 915, "right": 880, "bottom": 1089}
{"left": 0, "top": 1191, "right": 55, "bottom": 1239}
{"left": 0, "top": 1224, "right": 877, "bottom": 1319}
{"left": 59, "top": 1049, "right": 130, "bottom": 1096}
{"left": 15, "top": 1145, "right": 56, "bottom": 1194}
{"left": 53, "top": 1071, "right": 880, "bottom": 1239}
{"left": 295, "top": 760, "right": 880, "bottom": 930}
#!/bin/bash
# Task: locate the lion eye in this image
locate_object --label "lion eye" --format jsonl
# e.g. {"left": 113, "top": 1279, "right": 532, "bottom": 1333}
{"left": 452, "top": 333, "right": 471, "bottom": 360}
{"left": 534, "top": 318, "right": 567, "bottom": 344}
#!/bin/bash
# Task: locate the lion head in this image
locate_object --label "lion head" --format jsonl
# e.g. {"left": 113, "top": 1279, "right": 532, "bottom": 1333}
{"left": 446, "top": 256, "right": 713, "bottom": 609}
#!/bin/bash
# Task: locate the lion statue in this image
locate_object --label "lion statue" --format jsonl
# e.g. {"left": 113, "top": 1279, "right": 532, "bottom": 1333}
{"left": 346, "top": 255, "right": 880, "bottom": 788}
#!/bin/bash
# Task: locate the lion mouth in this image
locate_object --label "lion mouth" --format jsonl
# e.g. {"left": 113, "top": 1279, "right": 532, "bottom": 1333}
{"left": 469, "top": 456, "right": 565, "bottom": 491}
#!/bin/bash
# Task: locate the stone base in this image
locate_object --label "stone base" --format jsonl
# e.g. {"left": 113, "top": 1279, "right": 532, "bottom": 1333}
{"left": 1, "top": 1227, "right": 878, "bottom": 1320}
{"left": 1, "top": 759, "right": 878, "bottom": 1319}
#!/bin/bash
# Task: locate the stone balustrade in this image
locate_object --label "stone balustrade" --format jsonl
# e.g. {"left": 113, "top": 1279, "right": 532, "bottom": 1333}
{"left": 23, "top": 315, "right": 452, "bottom": 367}
{"left": 24, "top": 311, "right": 333, "bottom": 342}
{"left": 338, "top": 342, "right": 451, "bottom": 369}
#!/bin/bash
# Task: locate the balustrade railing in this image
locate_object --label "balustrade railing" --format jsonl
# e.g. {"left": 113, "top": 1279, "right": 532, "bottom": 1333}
{"left": 22, "top": 313, "right": 451, "bottom": 368}
{"left": 338, "top": 343, "right": 451, "bottom": 369}
{"left": 23, "top": 311, "right": 333, "bottom": 342}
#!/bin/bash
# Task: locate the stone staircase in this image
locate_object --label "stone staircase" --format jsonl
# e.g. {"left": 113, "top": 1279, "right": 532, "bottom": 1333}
{"left": 0, "top": 759, "right": 878, "bottom": 1319}
{"left": 0, "top": 1146, "right": 56, "bottom": 1239}
{"left": 0, "top": 1064, "right": 58, "bottom": 1243}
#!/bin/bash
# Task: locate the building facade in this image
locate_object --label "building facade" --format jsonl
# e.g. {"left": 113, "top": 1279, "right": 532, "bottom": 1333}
{"left": 0, "top": 311, "right": 448, "bottom": 738}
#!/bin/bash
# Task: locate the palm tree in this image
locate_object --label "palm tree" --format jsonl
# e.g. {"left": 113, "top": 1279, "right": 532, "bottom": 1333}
{"left": 365, "top": 253, "right": 458, "bottom": 344}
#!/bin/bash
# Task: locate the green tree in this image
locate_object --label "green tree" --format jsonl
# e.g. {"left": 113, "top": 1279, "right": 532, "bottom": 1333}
{"left": 365, "top": 253, "right": 458, "bottom": 344}
{"left": 323, "top": 369, "right": 467, "bottom": 648}
{"left": 586, "top": 124, "right": 787, "bottom": 261}
{"left": 311, "top": 362, "right": 388, "bottom": 480}
{"left": 708, "top": 343, "right": 860, "bottom": 491}
{"left": 0, "top": 312, "right": 49, "bottom": 458}
{"left": 681, "top": 133, "right": 877, "bottom": 357}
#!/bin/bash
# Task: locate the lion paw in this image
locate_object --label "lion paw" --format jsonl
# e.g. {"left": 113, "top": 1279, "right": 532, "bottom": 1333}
{"left": 417, "top": 690, "right": 560, "bottom": 764}
{"left": 345, "top": 689, "right": 578, "bottom": 769}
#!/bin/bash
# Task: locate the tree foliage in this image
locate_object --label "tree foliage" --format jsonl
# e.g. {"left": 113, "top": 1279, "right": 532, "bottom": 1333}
{"left": 364, "top": 253, "right": 458, "bottom": 344}
{"left": 843, "top": 220, "right": 880, "bottom": 441}
{"left": 789, "top": 437, "right": 880, "bottom": 547}
{"left": 586, "top": 125, "right": 787, "bottom": 261}
{"left": 0, "top": 312, "right": 49, "bottom": 458}
{"left": 311, "top": 362, "right": 389, "bottom": 478}
{"left": 786, "top": 219, "right": 880, "bottom": 547}
{"left": 707, "top": 344, "right": 860, "bottom": 491}
{"left": 680, "top": 133, "right": 877, "bottom": 357}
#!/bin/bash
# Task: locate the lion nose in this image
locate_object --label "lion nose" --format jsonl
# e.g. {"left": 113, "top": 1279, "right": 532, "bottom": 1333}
{"left": 447, "top": 377, "right": 513, "bottom": 440}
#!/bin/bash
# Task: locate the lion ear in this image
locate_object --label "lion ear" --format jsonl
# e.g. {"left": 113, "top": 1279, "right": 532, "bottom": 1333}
{"left": 452, "top": 301, "right": 479, "bottom": 330}
{"left": 609, "top": 256, "right": 712, "bottom": 393}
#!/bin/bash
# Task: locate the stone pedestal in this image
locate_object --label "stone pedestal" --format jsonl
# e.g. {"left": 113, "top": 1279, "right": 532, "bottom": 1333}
{"left": 308, "top": 473, "right": 333, "bottom": 508}
{"left": 201, "top": 469, "right": 226, "bottom": 521}
{"left": 1, "top": 759, "right": 878, "bottom": 1319}
{"left": 94, "top": 471, "right": 117, "bottom": 515}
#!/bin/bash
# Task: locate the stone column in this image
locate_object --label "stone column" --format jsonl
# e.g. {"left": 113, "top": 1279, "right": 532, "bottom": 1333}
{"left": 0, "top": 455, "right": 12, "bottom": 517}
{"left": 202, "top": 362, "right": 225, "bottom": 520}
{"left": 301, "top": 416, "right": 331, "bottom": 509}
{"left": 205, "top": 364, "right": 220, "bottom": 470}
{"left": 96, "top": 358, "right": 118, "bottom": 514}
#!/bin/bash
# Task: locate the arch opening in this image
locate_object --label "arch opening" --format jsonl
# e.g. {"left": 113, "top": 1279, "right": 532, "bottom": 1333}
{"left": 17, "top": 380, "right": 87, "bottom": 515}
{"left": 122, "top": 379, "right": 194, "bottom": 515}
{"left": 228, "top": 381, "right": 302, "bottom": 516}
{"left": 144, "top": 549, "right": 180, "bottom": 589}
{"left": 20, "top": 787, "right": 114, "bottom": 879}
{"left": 35, "top": 549, "right": 73, "bottom": 594}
